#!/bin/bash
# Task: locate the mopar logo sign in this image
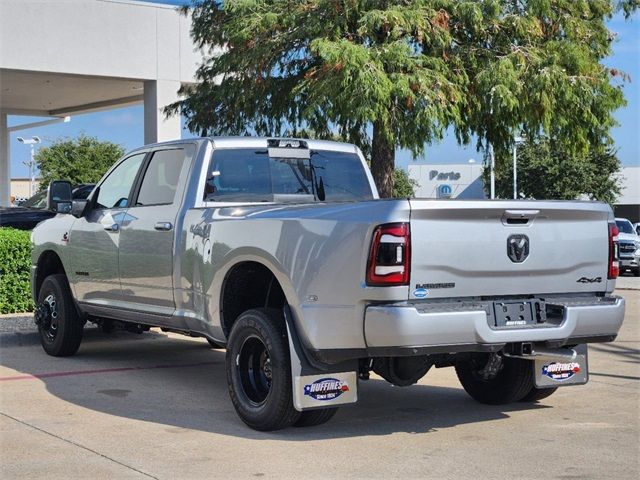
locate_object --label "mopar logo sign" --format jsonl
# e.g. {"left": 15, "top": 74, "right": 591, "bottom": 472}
{"left": 438, "top": 184, "right": 452, "bottom": 198}
{"left": 507, "top": 234, "right": 529, "bottom": 263}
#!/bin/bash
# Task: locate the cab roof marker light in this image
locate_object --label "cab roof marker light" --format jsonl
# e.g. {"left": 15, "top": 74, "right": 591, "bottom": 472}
{"left": 267, "top": 139, "right": 309, "bottom": 149}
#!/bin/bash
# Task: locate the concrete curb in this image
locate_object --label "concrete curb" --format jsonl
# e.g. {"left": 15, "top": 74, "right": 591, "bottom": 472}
{"left": 0, "top": 313, "right": 35, "bottom": 333}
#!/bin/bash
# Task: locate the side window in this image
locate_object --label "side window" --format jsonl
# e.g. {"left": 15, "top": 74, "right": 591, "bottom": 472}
{"left": 204, "top": 148, "right": 271, "bottom": 200}
{"left": 95, "top": 153, "right": 146, "bottom": 209}
{"left": 136, "top": 147, "right": 192, "bottom": 206}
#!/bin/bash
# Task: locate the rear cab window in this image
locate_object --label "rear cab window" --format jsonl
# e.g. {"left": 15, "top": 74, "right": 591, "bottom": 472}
{"left": 203, "top": 147, "right": 373, "bottom": 203}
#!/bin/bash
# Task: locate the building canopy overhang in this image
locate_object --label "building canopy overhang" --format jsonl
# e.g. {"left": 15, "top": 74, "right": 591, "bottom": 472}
{"left": 0, "top": 0, "right": 206, "bottom": 206}
{"left": 1, "top": 69, "right": 144, "bottom": 117}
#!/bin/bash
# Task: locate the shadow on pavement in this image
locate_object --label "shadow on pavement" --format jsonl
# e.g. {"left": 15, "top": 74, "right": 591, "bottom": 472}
{"left": 1, "top": 328, "right": 550, "bottom": 440}
{"left": 589, "top": 342, "right": 640, "bottom": 364}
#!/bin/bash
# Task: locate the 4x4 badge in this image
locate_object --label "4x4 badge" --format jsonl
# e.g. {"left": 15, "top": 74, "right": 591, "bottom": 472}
{"left": 507, "top": 234, "right": 529, "bottom": 263}
{"left": 577, "top": 276, "right": 602, "bottom": 283}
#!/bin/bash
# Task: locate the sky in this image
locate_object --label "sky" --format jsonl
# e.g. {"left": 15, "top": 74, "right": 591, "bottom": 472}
{"left": 8, "top": 2, "right": 640, "bottom": 178}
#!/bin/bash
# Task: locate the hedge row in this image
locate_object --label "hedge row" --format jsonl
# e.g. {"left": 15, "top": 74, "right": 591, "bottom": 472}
{"left": 0, "top": 227, "right": 34, "bottom": 314}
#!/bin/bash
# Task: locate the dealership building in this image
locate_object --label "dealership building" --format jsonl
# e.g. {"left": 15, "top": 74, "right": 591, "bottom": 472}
{"left": 408, "top": 163, "right": 486, "bottom": 200}
{"left": 0, "top": 0, "right": 207, "bottom": 207}
{"left": 408, "top": 163, "right": 640, "bottom": 223}
{"left": 614, "top": 166, "right": 640, "bottom": 222}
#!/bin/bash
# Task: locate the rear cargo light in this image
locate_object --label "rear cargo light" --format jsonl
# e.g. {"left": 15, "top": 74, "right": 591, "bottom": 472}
{"left": 608, "top": 222, "right": 619, "bottom": 279}
{"left": 366, "top": 223, "right": 410, "bottom": 286}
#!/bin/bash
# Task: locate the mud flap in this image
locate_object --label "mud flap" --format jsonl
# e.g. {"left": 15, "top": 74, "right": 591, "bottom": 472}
{"left": 284, "top": 308, "right": 358, "bottom": 411}
{"left": 534, "top": 344, "right": 589, "bottom": 388}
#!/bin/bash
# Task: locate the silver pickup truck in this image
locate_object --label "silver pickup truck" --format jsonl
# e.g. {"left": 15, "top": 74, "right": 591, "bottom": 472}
{"left": 31, "top": 137, "right": 625, "bottom": 431}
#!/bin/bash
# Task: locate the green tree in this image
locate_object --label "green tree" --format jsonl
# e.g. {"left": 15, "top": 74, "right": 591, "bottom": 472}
{"left": 483, "top": 138, "right": 621, "bottom": 204}
{"left": 170, "top": 0, "right": 632, "bottom": 197}
{"left": 35, "top": 135, "right": 124, "bottom": 190}
{"left": 393, "top": 169, "right": 418, "bottom": 198}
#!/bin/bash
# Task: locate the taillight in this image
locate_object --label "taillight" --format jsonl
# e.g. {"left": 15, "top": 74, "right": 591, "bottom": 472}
{"left": 366, "top": 223, "right": 410, "bottom": 286}
{"left": 608, "top": 222, "right": 619, "bottom": 279}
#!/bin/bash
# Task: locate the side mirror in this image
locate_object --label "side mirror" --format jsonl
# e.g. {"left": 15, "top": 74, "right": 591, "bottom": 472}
{"left": 47, "top": 180, "right": 73, "bottom": 213}
{"left": 71, "top": 199, "right": 89, "bottom": 218}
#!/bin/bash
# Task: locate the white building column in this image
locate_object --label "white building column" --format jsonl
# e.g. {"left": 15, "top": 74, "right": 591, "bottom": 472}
{"left": 0, "top": 112, "right": 10, "bottom": 207}
{"left": 143, "top": 80, "right": 182, "bottom": 145}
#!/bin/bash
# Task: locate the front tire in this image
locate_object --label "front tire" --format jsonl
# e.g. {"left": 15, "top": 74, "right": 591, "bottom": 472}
{"left": 36, "top": 274, "right": 84, "bottom": 357}
{"left": 455, "top": 354, "right": 534, "bottom": 405}
{"left": 226, "top": 308, "right": 299, "bottom": 431}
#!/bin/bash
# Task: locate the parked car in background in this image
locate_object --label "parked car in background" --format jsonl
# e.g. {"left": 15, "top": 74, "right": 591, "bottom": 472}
{"left": 0, "top": 184, "right": 95, "bottom": 230}
{"left": 615, "top": 218, "right": 640, "bottom": 276}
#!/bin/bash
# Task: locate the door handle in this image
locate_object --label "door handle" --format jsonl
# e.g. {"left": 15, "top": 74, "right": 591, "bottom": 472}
{"left": 154, "top": 222, "right": 173, "bottom": 231}
{"left": 104, "top": 223, "right": 119, "bottom": 232}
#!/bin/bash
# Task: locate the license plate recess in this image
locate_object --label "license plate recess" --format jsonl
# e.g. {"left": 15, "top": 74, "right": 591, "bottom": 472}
{"left": 492, "top": 300, "right": 546, "bottom": 327}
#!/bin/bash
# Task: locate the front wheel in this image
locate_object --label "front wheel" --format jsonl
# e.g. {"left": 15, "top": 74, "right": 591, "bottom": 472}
{"left": 225, "top": 308, "right": 299, "bottom": 431}
{"left": 35, "top": 274, "right": 84, "bottom": 357}
{"left": 455, "top": 354, "right": 534, "bottom": 405}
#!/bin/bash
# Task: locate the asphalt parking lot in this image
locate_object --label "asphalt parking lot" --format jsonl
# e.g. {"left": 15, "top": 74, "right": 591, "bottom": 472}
{"left": 1, "top": 286, "right": 638, "bottom": 480}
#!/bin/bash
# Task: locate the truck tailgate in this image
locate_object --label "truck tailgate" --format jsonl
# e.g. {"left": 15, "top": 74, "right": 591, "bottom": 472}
{"left": 408, "top": 200, "right": 612, "bottom": 299}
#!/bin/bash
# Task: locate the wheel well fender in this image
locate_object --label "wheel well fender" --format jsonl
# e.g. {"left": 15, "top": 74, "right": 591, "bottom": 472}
{"left": 219, "top": 258, "right": 296, "bottom": 337}
{"left": 35, "top": 250, "right": 67, "bottom": 300}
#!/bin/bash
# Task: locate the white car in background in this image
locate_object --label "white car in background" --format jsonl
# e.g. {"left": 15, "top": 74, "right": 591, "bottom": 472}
{"left": 615, "top": 218, "right": 640, "bottom": 276}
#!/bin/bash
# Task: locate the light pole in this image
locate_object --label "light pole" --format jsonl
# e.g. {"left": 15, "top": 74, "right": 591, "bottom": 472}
{"left": 512, "top": 135, "right": 524, "bottom": 199}
{"left": 17, "top": 136, "right": 41, "bottom": 197}
{"left": 488, "top": 87, "right": 496, "bottom": 199}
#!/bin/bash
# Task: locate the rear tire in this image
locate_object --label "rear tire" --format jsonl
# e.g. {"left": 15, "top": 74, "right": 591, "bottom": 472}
{"left": 226, "top": 308, "right": 299, "bottom": 431}
{"left": 293, "top": 408, "right": 338, "bottom": 427}
{"left": 520, "top": 386, "right": 558, "bottom": 402}
{"left": 455, "top": 355, "right": 534, "bottom": 405}
{"left": 36, "top": 274, "right": 84, "bottom": 357}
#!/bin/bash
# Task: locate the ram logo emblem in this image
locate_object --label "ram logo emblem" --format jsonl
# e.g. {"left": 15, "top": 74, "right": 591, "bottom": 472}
{"left": 507, "top": 234, "right": 529, "bottom": 263}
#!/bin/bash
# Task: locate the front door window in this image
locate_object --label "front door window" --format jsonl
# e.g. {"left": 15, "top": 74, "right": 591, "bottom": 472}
{"left": 95, "top": 153, "right": 146, "bottom": 209}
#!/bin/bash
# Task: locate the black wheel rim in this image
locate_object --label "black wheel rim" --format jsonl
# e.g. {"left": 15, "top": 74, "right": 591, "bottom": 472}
{"left": 469, "top": 353, "right": 504, "bottom": 382}
{"left": 236, "top": 335, "right": 272, "bottom": 406}
{"left": 41, "top": 293, "right": 59, "bottom": 342}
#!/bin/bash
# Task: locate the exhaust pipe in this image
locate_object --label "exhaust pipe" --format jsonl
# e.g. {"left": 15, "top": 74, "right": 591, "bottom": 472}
{"left": 505, "top": 343, "right": 577, "bottom": 362}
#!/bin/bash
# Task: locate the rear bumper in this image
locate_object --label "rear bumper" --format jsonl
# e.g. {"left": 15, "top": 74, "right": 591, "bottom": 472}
{"left": 364, "top": 296, "right": 625, "bottom": 351}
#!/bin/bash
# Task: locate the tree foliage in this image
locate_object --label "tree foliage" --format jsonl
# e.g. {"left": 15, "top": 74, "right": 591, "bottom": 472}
{"left": 0, "top": 228, "right": 33, "bottom": 314}
{"left": 393, "top": 168, "right": 418, "bottom": 198}
{"left": 35, "top": 135, "right": 124, "bottom": 190}
{"left": 170, "top": 0, "right": 632, "bottom": 197}
{"left": 483, "top": 138, "right": 621, "bottom": 204}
